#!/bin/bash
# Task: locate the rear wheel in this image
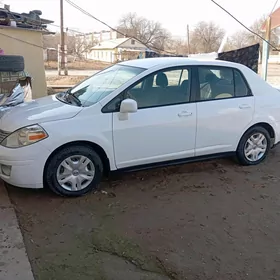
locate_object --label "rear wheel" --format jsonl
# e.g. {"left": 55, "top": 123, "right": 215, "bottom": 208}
{"left": 236, "top": 126, "right": 271, "bottom": 166}
{"left": 45, "top": 145, "right": 103, "bottom": 197}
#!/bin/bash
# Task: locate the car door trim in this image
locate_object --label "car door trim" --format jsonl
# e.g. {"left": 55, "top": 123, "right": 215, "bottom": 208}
{"left": 114, "top": 151, "right": 235, "bottom": 173}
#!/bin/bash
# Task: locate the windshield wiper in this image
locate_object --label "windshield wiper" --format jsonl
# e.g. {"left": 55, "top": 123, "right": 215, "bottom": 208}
{"left": 65, "top": 88, "right": 82, "bottom": 107}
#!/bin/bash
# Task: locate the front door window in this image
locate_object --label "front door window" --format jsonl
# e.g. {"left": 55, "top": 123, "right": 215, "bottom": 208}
{"left": 126, "top": 68, "right": 191, "bottom": 109}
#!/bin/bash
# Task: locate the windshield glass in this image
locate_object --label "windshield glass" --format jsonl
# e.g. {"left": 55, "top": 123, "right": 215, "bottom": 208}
{"left": 69, "top": 64, "right": 145, "bottom": 107}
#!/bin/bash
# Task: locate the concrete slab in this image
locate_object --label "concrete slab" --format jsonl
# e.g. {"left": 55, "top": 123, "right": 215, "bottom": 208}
{"left": 0, "top": 182, "right": 34, "bottom": 280}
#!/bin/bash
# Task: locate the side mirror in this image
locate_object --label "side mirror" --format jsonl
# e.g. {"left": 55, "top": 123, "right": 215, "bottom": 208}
{"left": 120, "top": 98, "right": 137, "bottom": 113}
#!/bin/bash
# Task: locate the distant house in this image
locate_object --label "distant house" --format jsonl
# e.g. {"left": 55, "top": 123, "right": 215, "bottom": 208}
{"left": 75, "top": 30, "right": 118, "bottom": 45}
{"left": 88, "top": 37, "right": 148, "bottom": 63}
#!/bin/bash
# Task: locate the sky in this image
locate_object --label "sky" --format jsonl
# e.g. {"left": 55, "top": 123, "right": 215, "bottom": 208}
{"left": 2, "top": 0, "right": 279, "bottom": 38}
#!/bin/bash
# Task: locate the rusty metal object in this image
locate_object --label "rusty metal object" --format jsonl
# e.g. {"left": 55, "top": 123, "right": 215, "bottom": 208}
{"left": 0, "top": 8, "right": 53, "bottom": 29}
{"left": 0, "top": 10, "right": 10, "bottom": 26}
{"left": 217, "top": 44, "right": 260, "bottom": 73}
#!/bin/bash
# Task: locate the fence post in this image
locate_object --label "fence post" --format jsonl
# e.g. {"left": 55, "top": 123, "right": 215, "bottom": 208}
{"left": 58, "top": 44, "right": 61, "bottom": 76}
{"left": 64, "top": 45, "right": 68, "bottom": 76}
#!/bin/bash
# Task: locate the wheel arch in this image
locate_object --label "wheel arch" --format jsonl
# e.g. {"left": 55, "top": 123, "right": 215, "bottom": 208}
{"left": 239, "top": 122, "right": 275, "bottom": 148}
{"left": 43, "top": 140, "right": 111, "bottom": 181}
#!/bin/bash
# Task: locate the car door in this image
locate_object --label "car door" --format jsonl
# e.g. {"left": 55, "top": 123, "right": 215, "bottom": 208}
{"left": 105, "top": 67, "right": 197, "bottom": 169}
{"left": 195, "top": 66, "right": 254, "bottom": 156}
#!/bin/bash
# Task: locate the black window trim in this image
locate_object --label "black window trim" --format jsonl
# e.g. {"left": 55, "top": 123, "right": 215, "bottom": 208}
{"left": 102, "top": 65, "right": 195, "bottom": 113}
{"left": 194, "top": 65, "right": 253, "bottom": 103}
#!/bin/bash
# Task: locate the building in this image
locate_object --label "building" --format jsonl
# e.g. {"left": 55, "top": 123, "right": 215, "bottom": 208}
{"left": 0, "top": 25, "right": 51, "bottom": 98}
{"left": 75, "top": 30, "right": 118, "bottom": 45}
{"left": 74, "top": 30, "right": 118, "bottom": 59}
{"left": 89, "top": 37, "right": 148, "bottom": 63}
{"left": 0, "top": 6, "right": 53, "bottom": 98}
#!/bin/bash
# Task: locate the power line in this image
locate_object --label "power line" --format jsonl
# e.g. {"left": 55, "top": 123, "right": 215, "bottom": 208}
{"left": 210, "top": 0, "right": 280, "bottom": 51}
{"left": 64, "top": 0, "right": 175, "bottom": 54}
{"left": 9, "top": 16, "right": 87, "bottom": 35}
{"left": 0, "top": 23, "right": 86, "bottom": 50}
{"left": 270, "top": 0, "right": 279, "bottom": 15}
{"left": 49, "top": 23, "right": 86, "bottom": 35}
{"left": 5, "top": 10, "right": 87, "bottom": 35}
{"left": 0, "top": 31, "right": 45, "bottom": 49}
{"left": 0, "top": 0, "right": 175, "bottom": 55}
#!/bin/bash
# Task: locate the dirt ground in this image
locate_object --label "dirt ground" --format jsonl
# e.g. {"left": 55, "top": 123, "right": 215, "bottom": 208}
{"left": 45, "top": 60, "right": 112, "bottom": 71}
{"left": 46, "top": 75, "right": 88, "bottom": 86}
{"left": 7, "top": 147, "right": 280, "bottom": 280}
{"left": 46, "top": 76, "right": 87, "bottom": 95}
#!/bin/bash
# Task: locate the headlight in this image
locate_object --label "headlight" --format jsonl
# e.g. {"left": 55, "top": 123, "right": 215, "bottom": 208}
{"left": 1, "top": 125, "right": 48, "bottom": 148}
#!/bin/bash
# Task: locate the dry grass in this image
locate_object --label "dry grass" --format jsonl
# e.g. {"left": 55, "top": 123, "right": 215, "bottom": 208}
{"left": 46, "top": 75, "right": 87, "bottom": 95}
{"left": 46, "top": 75, "right": 87, "bottom": 86}
{"left": 44, "top": 60, "right": 112, "bottom": 70}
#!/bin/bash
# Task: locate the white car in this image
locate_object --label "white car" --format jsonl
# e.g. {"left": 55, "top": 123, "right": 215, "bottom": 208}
{"left": 0, "top": 57, "right": 279, "bottom": 197}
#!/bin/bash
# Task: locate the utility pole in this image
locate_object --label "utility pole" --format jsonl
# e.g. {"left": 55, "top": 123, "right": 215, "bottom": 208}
{"left": 261, "top": 16, "right": 271, "bottom": 81}
{"left": 187, "top": 25, "right": 190, "bottom": 55}
{"left": 60, "top": 0, "right": 68, "bottom": 75}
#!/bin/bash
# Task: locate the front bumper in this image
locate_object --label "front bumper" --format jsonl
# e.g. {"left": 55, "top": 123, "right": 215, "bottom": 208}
{"left": 0, "top": 142, "right": 51, "bottom": 189}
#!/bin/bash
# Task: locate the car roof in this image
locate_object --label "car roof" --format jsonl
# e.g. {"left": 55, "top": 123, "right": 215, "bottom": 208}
{"left": 119, "top": 57, "right": 246, "bottom": 70}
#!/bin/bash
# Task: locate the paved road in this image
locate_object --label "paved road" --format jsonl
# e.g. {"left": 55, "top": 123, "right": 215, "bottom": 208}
{"left": 0, "top": 182, "right": 34, "bottom": 280}
{"left": 45, "top": 69, "right": 98, "bottom": 77}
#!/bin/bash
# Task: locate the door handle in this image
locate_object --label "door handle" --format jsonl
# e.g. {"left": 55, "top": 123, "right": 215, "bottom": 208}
{"left": 239, "top": 104, "right": 251, "bottom": 109}
{"left": 178, "top": 111, "right": 192, "bottom": 117}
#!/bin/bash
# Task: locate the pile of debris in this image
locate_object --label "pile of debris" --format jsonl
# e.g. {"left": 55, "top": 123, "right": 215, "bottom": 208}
{"left": 0, "top": 4, "right": 53, "bottom": 30}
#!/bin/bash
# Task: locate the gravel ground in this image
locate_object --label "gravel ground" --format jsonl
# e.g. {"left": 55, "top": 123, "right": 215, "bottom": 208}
{"left": 7, "top": 147, "right": 280, "bottom": 280}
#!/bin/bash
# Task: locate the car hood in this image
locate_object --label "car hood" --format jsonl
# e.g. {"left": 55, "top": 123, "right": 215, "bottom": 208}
{"left": 273, "top": 86, "right": 280, "bottom": 92}
{"left": 0, "top": 94, "right": 82, "bottom": 132}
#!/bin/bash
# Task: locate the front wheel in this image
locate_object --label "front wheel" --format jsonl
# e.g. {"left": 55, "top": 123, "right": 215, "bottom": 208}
{"left": 45, "top": 145, "right": 103, "bottom": 197}
{"left": 236, "top": 126, "right": 271, "bottom": 166}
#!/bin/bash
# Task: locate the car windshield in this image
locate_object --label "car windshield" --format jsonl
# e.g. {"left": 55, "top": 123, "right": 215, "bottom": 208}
{"left": 68, "top": 64, "right": 145, "bottom": 107}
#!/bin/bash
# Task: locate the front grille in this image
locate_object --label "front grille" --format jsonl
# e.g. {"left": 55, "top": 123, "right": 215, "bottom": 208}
{"left": 0, "top": 129, "right": 10, "bottom": 143}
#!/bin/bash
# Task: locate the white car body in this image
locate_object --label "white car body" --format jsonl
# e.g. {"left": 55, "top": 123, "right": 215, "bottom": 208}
{"left": 0, "top": 57, "right": 280, "bottom": 190}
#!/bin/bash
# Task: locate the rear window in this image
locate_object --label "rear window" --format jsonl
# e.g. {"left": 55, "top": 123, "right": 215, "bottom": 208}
{"left": 198, "top": 66, "right": 251, "bottom": 101}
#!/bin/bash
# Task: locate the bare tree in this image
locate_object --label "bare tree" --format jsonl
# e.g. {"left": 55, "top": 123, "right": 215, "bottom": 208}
{"left": 66, "top": 33, "right": 97, "bottom": 59}
{"left": 189, "top": 21, "right": 225, "bottom": 53}
{"left": 43, "top": 33, "right": 60, "bottom": 49}
{"left": 43, "top": 32, "right": 97, "bottom": 60}
{"left": 166, "top": 38, "right": 189, "bottom": 55}
{"left": 225, "top": 15, "right": 279, "bottom": 62}
{"left": 117, "top": 12, "right": 171, "bottom": 50}
{"left": 247, "top": 15, "right": 279, "bottom": 63}
{"left": 226, "top": 30, "right": 251, "bottom": 51}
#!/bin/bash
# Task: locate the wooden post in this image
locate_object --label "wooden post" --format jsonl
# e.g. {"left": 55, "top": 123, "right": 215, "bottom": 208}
{"left": 187, "top": 25, "right": 190, "bottom": 55}
{"left": 60, "top": 0, "right": 68, "bottom": 75}
{"left": 261, "top": 16, "right": 272, "bottom": 81}
{"left": 58, "top": 44, "right": 61, "bottom": 76}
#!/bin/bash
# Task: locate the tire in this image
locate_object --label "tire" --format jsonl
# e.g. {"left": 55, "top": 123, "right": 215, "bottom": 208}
{"left": 0, "top": 55, "right": 25, "bottom": 72}
{"left": 236, "top": 126, "right": 271, "bottom": 166}
{"left": 45, "top": 145, "right": 103, "bottom": 197}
